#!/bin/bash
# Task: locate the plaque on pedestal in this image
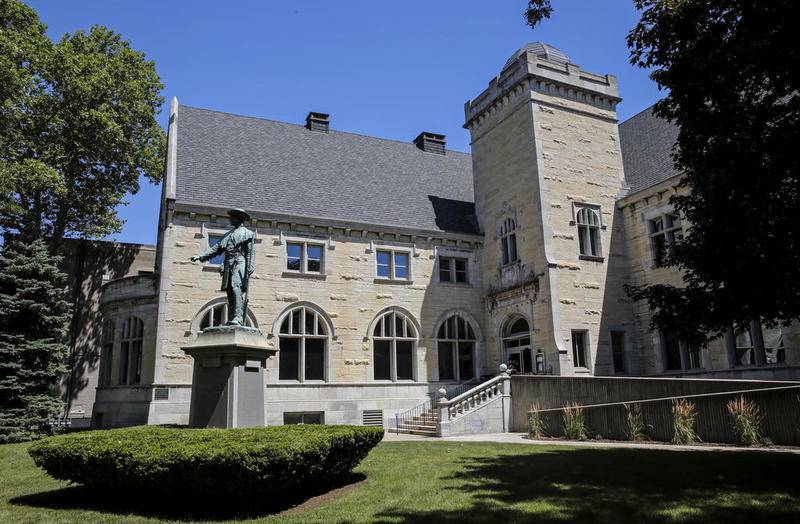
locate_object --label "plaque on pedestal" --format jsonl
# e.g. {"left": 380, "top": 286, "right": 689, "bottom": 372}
{"left": 182, "top": 326, "right": 276, "bottom": 428}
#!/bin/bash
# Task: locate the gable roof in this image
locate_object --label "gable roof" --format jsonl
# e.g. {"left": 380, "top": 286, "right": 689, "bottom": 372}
{"left": 619, "top": 104, "right": 681, "bottom": 194}
{"left": 174, "top": 105, "right": 478, "bottom": 235}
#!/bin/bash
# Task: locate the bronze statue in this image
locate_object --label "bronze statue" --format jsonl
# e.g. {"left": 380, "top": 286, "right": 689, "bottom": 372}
{"left": 191, "top": 209, "right": 255, "bottom": 327}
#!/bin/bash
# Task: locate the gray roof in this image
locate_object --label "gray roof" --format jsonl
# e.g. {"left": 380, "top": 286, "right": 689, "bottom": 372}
{"left": 619, "top": 104, "right": 681, "bottom": 194}
{"left": 503, "top": 42, "right": 570, "bottom": 70}
{"left": 174, "top": 106, "right": 478, "bottom": 235}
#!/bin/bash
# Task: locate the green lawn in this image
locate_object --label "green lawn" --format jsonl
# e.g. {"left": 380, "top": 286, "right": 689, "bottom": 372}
{"left": 2, "top": 439, "right": 799, "bottom": 523}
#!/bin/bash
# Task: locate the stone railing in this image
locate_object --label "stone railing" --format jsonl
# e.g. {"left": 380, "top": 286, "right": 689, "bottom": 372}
{"left": 436, "top": 370, "right": 511, "bottom": 436}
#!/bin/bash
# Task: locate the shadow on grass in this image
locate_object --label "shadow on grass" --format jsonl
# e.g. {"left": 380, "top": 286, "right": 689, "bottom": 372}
{"left": 375, "top": 447, "right": 800, "bottom": 524}
{"left": 10, "top": 472, "right": 367, "bottom": 521}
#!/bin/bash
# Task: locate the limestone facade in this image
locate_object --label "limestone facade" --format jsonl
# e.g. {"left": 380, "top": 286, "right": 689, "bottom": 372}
{"left": 87, "top": 42, "right": 799, "bottom": 429}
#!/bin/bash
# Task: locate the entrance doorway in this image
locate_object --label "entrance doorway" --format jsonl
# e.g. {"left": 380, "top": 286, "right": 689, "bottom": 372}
{"left": 503, "top": 317, "right": 533, "bottom": 373}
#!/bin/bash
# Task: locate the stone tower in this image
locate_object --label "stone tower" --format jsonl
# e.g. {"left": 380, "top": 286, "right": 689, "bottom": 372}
{"left": 465, "top": 43, "right": 633, "bottom": 376}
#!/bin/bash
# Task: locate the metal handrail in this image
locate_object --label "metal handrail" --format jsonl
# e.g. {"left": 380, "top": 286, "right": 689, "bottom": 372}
{"left": 444, "top": 376, "right": 481, "bottom": 400}
{"left": 393, "top": 378, "right": 483, "bottom": 434}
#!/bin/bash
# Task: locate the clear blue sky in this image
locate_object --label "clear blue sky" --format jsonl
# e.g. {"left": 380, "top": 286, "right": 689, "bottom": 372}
{"left": 28, "top": 0, "right": 662, "bottom": 246}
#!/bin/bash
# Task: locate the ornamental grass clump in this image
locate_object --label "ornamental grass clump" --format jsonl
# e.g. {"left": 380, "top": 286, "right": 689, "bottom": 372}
{"left": 528, "top": 402, "right": 547, "bottom": 439}
{"left": 624, "top": 402, "right": 646, "bottom": 442}
{"left": 28, "top": 425, "right": 383, "bottom": 502}
{"left": 671, "top": 398, "right": 699, "bottom": 445}
{"left": 727, "top": 396, "right": 764, "bottom": 446}
{"left": 562, "top": 403, "right": 587, "bottom": 441}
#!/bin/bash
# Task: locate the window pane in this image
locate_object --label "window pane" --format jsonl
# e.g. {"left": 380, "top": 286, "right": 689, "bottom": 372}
{"left": 508, "top": 234, "right": 518, "bottom": 262}
{"left": 119, "top": 342, "right": 129, "bottom": 385}
{"left": 501, "top": 237, "right": 509, "bottom": 265}
{"left": 456, "top": 317, "right": 466, "bottom": 340}
{"left": 508, "top": 318, "right": 529, "bottom": 335}
{"left": 394, "top": 253, "right": 409, "bottom": 279}
{"left": 305, "top": 338, "right": 325, "bottom": 380}
{"left": 283, "top": 413, "right": 303, "bottom": 425}
{"left": 279, "top": 337, "right": 299, "bottom": 380}
{"left": 652, "top": 235, "right": 667, "bottom": 267}
{"left": 763, "top": 327, "right": 785, "bottom": 364}
{"left": 650, "top": 218, "right": 664, "bottom": 233}
{"left": 385, "top": 314, "right": 394, "bottom": 337}
{"left": 302, "top": 412, "right": 323, "bottom": 424}
{"left": 458, "top": 342, "right": 474, "bottom": 379}
{"left": 395, "top": 314, "right": 404, "bottom": 338}
{"left": 438, "top": 341, "right": 455, "bottom": 380}
{"left": 287, "top": 243, "right": 302, "bottom": 271}
{"left": 374, "top": 340, "right": 391, "bottom": 380}
{"left": 317, "top": 317, "right": 325, "bottom": 336}
{"left": 377, "top": 251, "right": 391, "bottom": 278}
{"left": 305, "top": 310, "right": 315, "bottom": 334}
{"left": 439, "top": 257, "right": 452, "bottom": 282}
{"left": 465, "top": 323, "right": 475, "bottom": 340}
{"left": 373, "top": 321, "right": 382, "bottom": 338}
{"left": 396, "top": 341, "right": 413, "bottom": 380}
{"left": 133, "top": 342, "right": 143, "bottom": 384}
{"left": 446, "top": 316, "right": 455, "bottom": 339}
{"left": 590, "top": 228, "right": 600, "bottom": 257}
{"left": 280, "top": 316, "right": 290, "bottom": 334}
{"left": 307, "top": 245, "right": 322, "bottom": 273}
{"left": 291, "top": 309, "right": 302, "bottom": 334}
{"left": 200, "top": 311, "right": 211, "bottom": 331}
{"left": 213, "top": 305, "right": 225, "bottom": 326}
{"left": 208, "top": 235, "right": 225, "bottom": 265}
{"left": 578, "top": 225, "right": 587, "bottom": 255}
{"left": 572, "top": 331, "right": 587, "bottom": 368}
{"left": 437, "top": 323, "right": 446, "bottom": 339}
{"left": 455, "top": 259, "right": 467, "bottom": 283}
{"left": 522, "top": 348, "right": 533, "bottom": 374}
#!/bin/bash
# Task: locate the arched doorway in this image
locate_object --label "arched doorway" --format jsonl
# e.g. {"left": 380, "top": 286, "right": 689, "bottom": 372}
{"left": 503, "top": 317, "right": 533, "bottom": 374}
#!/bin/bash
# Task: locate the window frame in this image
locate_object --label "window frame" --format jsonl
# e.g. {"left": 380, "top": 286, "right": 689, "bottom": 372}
{"left": 371, "top": 309, "right": 418, "bottom": 382}
{"left": 277, "top": 306, "right": 330, "bottom": 383}
{"left": 197, "top": 301, "right": 256, "bottom": 331}
{"left": 499, "top": 217, "right": 519, "bottom": 267}
{"left": 283, "top": 411, "right": 324, "bottom": 425}
{"left": 119, "top": 316, "right": 144, "bottom": 385}
{"left": 435, "top": 313, "right": 477, "bottom": 381}
{"left": 648, "top": 210, "right": 683, "bottom": 268}
{"left": 285, "top": 240, "right": 326, "bottom": 276}
{"left": 374, "top": 248, "right": 413, "bottom": 282}
{"left": 502, "top": 317, "right": 533, "bottom": 374}
{"left": 571, "top": 330, "right": 590, "bottom": 370}
{"left": 438, "top": 256, "right": 469, "bottom": 284}
{"left": 574, "top": 205, "right": 603, "bottom": 260}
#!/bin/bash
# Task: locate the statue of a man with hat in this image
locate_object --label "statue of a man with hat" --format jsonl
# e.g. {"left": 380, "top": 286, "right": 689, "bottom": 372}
{"left": 190, "top": 208, "right": 255, "bottom": 326}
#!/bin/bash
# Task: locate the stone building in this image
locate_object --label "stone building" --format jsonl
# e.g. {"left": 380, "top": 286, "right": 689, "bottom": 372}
{"left": 72, "top": 42, "right": 797, "bottom": 429}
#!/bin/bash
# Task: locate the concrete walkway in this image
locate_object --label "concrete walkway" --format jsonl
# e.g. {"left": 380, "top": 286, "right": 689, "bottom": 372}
{"left": 383, "top": 431, "right": 800, "bottom": 453}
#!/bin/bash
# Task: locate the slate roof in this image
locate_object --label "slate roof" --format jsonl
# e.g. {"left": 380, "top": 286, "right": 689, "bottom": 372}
{"left": 619, "top": 104, "right": 681, "bottom": 194}
{"left": 174, "top": 105, "right": 478, "bottom": 235}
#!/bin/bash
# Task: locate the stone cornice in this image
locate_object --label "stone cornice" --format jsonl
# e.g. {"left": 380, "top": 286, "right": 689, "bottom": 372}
{"left": 616, "top": 174, "right": 684, "bottom": 209}
{"left": 464, "top": 53, "right": 620, "bottom": 131}
{"left": 172, "top": 201, "right": 484, "bottom": 249}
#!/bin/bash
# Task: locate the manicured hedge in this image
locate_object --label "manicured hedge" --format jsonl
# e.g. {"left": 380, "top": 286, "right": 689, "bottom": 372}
{"left": 28, "top": 424, "right": 383, "bottom": 500}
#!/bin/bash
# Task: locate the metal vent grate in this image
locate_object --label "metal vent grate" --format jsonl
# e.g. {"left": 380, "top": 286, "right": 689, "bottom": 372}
{"left": 362, "top": 410, "right": 383, "bottom": 427}
{"left": 153, "top": 387, "right": 169, "bottom": 401}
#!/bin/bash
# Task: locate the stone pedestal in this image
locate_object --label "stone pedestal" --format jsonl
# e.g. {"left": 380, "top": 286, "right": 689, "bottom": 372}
{"left": 182, "top": 326, "right": 276, "bottom": 428}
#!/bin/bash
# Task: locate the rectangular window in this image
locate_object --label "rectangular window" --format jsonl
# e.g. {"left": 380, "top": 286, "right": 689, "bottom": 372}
{"left": 285, "top": 241, "right": 324, "bottom": 274}
{"left": 304, "top": 338, "right": 325, "bottom": 381}
{"left": 649, "top": 212, "right": 683, "bottom": 268}
{"left": 438, "top": 341, "right": 455, "bottom": 380}
{"left": 373, "top": 340, "right": 391, "bottom": 380}
{"left": 279, "top": 338, "right": 300, "bottom": 380}
{"left": 283, "top": 412, "right": 323, "bottom": 425}
{"left": 571, "top": 331, "right": 588, "bottom": 369}
{"left": 375, "top": 249, "right": 411, "bottom": 281}
{"left": 439, "top": 256, "right": 468, "bottom": 284}
{"left": 688, "top": 347, "right": 703, "bottom": 369}
{"left": 662, "top": 331, "right": 683, "bottom": 371}
{"left": 208, "top": 235, "right": 225, "bottom": 265}
{"left": 611, "top": 331, "right": 625, "bottom": 373}
{"left": 396, "top": 341, "right": 414, "bottom": 380}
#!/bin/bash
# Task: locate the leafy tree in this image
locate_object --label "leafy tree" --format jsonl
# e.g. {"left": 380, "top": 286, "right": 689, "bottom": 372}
{"left": 525, "top": 1, "right": 800, "bottom": 345}
{"left": 0, "top": 0, "right": 166, "bottom": 249}
{"left": 0, "top": 239, "right": 71, "bottom": 443}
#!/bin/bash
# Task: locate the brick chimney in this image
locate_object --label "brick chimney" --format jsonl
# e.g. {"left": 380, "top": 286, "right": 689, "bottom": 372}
{"left": 413, "top": 132, "right": 446, "bottom": 155}
{"left": 305, "top": 112, "right": 330, "bottom": 132}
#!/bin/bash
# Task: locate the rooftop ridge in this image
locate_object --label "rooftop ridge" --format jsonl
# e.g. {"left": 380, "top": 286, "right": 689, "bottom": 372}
{"left": 179, "top": 104, "right": 472, "bottom": 156}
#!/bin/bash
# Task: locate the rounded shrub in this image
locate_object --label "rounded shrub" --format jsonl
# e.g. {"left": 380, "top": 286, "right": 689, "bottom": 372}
{"left": 28, "top": 424, "right": 383, "bottom": 500}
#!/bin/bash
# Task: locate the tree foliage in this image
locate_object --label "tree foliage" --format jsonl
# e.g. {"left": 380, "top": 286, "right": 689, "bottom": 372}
{"left": 0, "top": 239, "right": 71, "bottom": 443}
{"left": 626, "top": 0, "right": 800, "bottom": 344}
{"left": 0, "top": 0, "right": 166, "bottom": 249}
{"left": 524, "top": 0, "right": 553, "bottom": 28}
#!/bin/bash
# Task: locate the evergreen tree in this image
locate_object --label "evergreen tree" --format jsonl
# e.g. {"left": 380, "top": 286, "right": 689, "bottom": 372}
{"left": 0, "top": 239, "right": 71, "bottom": 443}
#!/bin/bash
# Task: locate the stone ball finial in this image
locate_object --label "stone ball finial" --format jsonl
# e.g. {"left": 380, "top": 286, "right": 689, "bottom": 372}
{"left": 437, "top": 388, "right": 447, "bottom": 397}
{"left": 499, "top": 363, "right": 508, "bottom": 373}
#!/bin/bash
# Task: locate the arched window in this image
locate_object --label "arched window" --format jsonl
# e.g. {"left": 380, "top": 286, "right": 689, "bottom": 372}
{"left": 500, "top": 217, "right": 518, "bottom": 265}
{"left": 100, "top": 320, "right": 115, "bottom": 386}
{"left": 278, "top": 306, "right": 328, "bottom": 381}
{"left": 436, "top": 314, "right": 476, "bottom": 381}
{"left": 119, "top": 317, "right": 143, "bottom": 385}
{"left": 198, "top": 301, "right": 256, "bottom": 330}
{"left": 372, "top": 310, "right": 417, "bottom": 381}
{"left": 576, "top": 206, "right": 601, "bottom": 257}
{"left": 503, "top": 317, "right": 532, "bottom": 374}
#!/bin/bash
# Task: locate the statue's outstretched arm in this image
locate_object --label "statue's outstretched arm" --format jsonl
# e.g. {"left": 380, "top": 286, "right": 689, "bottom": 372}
{"left": 190, "top": 240, "right": 224, "bottom": 262}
